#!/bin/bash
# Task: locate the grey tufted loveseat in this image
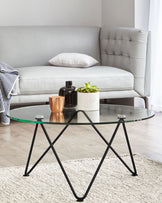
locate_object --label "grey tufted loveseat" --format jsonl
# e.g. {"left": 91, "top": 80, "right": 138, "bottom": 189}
{"left": 0, "top": 26, "right": 150, "bottom": 107}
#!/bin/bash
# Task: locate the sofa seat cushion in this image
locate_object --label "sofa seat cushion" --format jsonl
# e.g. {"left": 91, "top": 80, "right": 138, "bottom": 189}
{"left": 17, "top": 66, "right": 134, "bottom": 95}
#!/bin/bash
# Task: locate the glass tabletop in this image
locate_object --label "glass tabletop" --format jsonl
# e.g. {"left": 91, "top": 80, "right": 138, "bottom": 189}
{"left": 8, "top": 104, "right": 155, "bottom": 125}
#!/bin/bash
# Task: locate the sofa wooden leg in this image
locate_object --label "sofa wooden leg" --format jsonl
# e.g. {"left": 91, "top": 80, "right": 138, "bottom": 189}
{"left": 142, "top": 97, "right": 149, "bottom": 109}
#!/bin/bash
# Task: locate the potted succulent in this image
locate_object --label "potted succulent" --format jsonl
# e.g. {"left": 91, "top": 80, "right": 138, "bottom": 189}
{"left": 77, "top": 82, "right": 100, "bottom": 111}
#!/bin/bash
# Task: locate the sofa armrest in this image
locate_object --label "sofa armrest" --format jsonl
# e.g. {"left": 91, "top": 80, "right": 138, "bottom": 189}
{"left": 100, "top": 27, "right": 150, "bottom": 97}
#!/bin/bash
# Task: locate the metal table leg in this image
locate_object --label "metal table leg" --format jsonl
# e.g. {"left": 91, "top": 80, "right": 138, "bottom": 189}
{"left": 23, "top": 110, "right": 137, "bottom": 202}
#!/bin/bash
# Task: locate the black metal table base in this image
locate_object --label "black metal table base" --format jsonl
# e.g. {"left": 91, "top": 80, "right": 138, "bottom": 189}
{"left": 23, "top": 110, "right": 137, "bottom": 202}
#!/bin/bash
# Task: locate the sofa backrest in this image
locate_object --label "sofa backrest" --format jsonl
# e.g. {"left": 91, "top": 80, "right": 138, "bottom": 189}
{"left": 100, "top": 27, "right": 150, "bottom": 96}
{"left": 0, "top": 26, "right": 100, "bottom": 68}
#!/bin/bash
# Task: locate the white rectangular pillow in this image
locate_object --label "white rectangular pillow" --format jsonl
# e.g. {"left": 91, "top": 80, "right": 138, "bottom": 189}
{"left": 49, "top": 53, "right": 99, "bottom": 68}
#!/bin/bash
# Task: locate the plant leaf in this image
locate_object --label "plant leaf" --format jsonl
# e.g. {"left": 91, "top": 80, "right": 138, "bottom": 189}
{"left": 77, "top": 82, "right": 99, "bottom": 93}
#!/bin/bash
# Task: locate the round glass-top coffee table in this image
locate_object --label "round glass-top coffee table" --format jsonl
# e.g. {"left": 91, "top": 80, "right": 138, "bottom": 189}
{"left": 9, "top": 104, "right": 154, "bottom": 124}
{"left": 8, "top": 104, "right": 154, "bottom": 202}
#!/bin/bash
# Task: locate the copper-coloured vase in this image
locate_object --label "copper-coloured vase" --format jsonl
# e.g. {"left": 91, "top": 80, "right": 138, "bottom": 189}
{"left": 49, "top": 96, "right": 65, "bottom": 112}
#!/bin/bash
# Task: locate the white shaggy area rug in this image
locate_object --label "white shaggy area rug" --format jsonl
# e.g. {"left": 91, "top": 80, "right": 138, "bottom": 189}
{"left": 0, "top": 154, "right": 162, "bottom": 203}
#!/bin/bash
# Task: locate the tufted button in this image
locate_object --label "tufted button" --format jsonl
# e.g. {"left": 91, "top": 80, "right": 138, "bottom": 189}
{"left": 129, "top": 38, "right": 132, "bottom": 42}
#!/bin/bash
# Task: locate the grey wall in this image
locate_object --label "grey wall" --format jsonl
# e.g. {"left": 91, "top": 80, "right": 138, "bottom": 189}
{"left": 135, "top": 0, "right": 150, "bottom": 30}
{"left": 0, "top": 0, "right": 101, "bottom": 26}
{"left": 0, "top": 0, "right": 150, "bottom": 30}
{"left": 102, "top": 0, "right": 150, "bottom": 30}
{"left": 102, "top": 0, "right": 135, "bottom": 28}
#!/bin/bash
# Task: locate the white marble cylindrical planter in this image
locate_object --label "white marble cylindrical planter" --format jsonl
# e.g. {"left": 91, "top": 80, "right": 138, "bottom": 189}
{"left": 77, "top": 92, "right": 99, "bottom": 111}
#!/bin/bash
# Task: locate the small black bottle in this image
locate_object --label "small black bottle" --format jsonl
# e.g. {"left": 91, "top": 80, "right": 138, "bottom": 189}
{"left": 59, "top": 81, "right": 77, "bottom": 108}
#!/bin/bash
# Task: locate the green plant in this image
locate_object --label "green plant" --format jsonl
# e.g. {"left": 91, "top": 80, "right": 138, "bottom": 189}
{"left": 77, "top": 82, "right": 99, "bottom": 93}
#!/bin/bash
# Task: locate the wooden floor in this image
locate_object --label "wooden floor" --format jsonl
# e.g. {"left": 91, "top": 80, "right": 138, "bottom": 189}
{"left": 0, "top": 112, "right": 162, "bottom": 168}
